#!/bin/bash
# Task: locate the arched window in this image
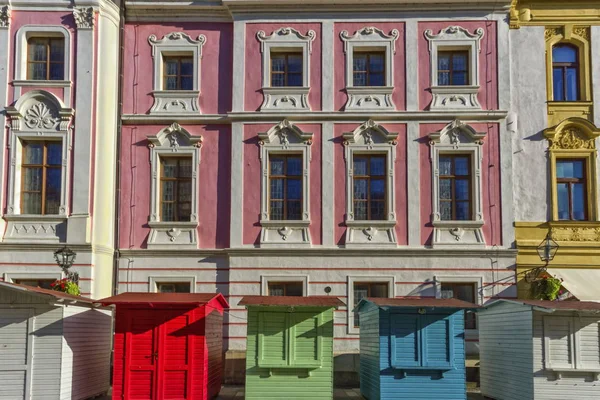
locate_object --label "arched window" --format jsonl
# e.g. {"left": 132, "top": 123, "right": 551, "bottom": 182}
{"left": 552, "top": 44, "right": 579, "bottom": 101}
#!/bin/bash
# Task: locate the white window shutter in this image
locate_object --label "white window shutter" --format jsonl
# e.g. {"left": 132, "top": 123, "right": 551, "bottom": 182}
{"left": 576, "top": 318, "right": 600, "bottom": 369}
{"left": 543, "top": 316, "right": 575, "bottom": 369}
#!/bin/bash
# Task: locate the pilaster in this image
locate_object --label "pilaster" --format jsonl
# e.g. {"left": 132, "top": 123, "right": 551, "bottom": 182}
{"left": 230, "top": 122, "right": 244, "bottom": 247}
{"left": 407, "top": 121, "right": 420, "bottom": 246}
{"left": 321, "top": 121, "right": 334, "bottom": 246}
{"left": 0, "top": 5, "right": 10, "bottom": 239}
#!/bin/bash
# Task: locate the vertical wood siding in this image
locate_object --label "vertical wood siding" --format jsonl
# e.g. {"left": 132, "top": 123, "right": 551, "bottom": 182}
{"left": 60, "top": 306, "right": 112, "bottom": 400}
{"left": 533, "top": 311, "right": 600, "bottom": 400}
{"left": 205, "top": 300, "right": 224, "bottom": 400}
{"left": 245, "top": 307, "right": 335, "bottom": 400}
{"left": 0, "top": 308, "right": 30, "bottom": 400}
{"left": 479, "top": 302, "right": 534, "bottom": 400}
{"left": 358, "top": 302, "right": 380, "bottom": 400}
{"left": 31, "top": 307, "right": 63, "bottom": 400}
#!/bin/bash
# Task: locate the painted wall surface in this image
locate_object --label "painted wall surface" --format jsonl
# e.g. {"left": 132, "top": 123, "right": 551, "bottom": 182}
{"left": 119, "top": 124, "right": 231, "bottom": 249}
{"left": 244, "top": 23, "right": 322, "bottom": 112}
{"left": 242, "top": 123, "right": 322, "bottom": 246}
{"left": 419, "top": 123, "right": 502, "bottom": 246}
{"left": 333, "top": 123, "right": 408, "bottom": 246}
{"left": 418, "top": 21, "right": 498, "bottom": 111}
{"left": 333, "top": 22, "right": 406, "bottom": 111}
{"left": 122, "top": 23, "right": 233, "bottom": 115}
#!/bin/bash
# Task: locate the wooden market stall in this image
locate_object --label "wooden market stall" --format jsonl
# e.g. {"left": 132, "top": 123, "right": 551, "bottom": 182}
{"left": 355, "top": 298, "right": 480, "bottom": 400}
{"left": 479, "top": 299, "right": 600, "bottom": 400}
{"left": 239, "top": 295, "right": 345, "bottom": 400}
{"left": 98, "top": 292, "right": 229, "bottom": 400}
{"left": 0, "top": 281, "right": 112, "bottom": 400}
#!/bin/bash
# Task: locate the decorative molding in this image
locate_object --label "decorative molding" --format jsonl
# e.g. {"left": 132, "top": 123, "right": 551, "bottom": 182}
{"left": 424, "top": 26, "right": 484, "bottom": 111}
{"left": 343, "top": 120, "right": 398, "bottom": 248}
{"left": 0, "top": 6, "right": 10, "bottom": 28}
{"left": 259, "top": 120, "right": 313, "bottom": 247}
{"left": 551, "top": 226, "right": 600, "bottom": 242}
{"left": 429, "top": 120, "right": 487, "bottom": 248}
{"left": 544, "top": 118, "right": 600, "bottom": 150}
{"left": 545, "top": 27, "right": 562, "bottom": 41}
{"left": 510, "top": 1, "right": 600, "bottom": 29}
{"left": 340, "top": 26, "right": 399, "bottom": 112}
{"left": 3, "top": 216, "right": 67, "bottom": 243}
{"left": 147, "top": 123, "right": 202, "bottom": 248}
{"left": 73, "top": 7, "right": 95, "bottom": 30}
{"left": 257, "top": 27, "right": 315, "bottom": 112}
{"left": 148, "top": 32, "right": 206, "bottom": 115}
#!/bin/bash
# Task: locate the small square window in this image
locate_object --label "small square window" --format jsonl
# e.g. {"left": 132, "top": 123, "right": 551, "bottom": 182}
{"left": 157, "top": 282, "right": 191, "bottom": 293}
{"left": 27, "top": 37, "right": 65, "bottom": 80}
{"left": 160, "top": 157, "right": 193, "bottom": 222}
{"left": 437, "top": 50, "right": 469, "bottom": 86}
{"left": 21, "top": 140, "right": 63, "bottom": 215}
{"left": 270, "top": 52, "right": 303, "bottom": 87}
{"left": 163, "top": 56, "right": 194, "bottom": 91}
{"left": 353, "top": 282, "right": 389, "bottom": 327}
{"left": 441, "top": 282, "right": 477, "bottom": 329}
{"left": 352, "top": 51, "right": 386, "bottom": 87}
{"left": 14, "top": 279, "right": 56, "bottom": 290}
{"left": 267, "top": 281, "right": 303, "bottom": 296}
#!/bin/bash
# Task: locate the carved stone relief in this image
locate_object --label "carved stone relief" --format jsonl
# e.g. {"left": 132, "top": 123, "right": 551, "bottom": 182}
{"left": 0, "top": 6, "right": 10, "bottom": 28}
{"left": 551, "top": 227, "right": 600, "bottom": 242}
{"left": 73, "top": 7, "right": 94, "bottom": 29}
{"left": 549, "top": 127, "right": 596, "bottom": 150}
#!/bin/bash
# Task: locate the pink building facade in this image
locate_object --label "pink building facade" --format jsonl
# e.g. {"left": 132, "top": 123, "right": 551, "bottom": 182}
{"left": 117, "top": 0, "right": 516, "bottom": 384}
{"left": 0, "top": 0, "right": 120, "bottom": 298}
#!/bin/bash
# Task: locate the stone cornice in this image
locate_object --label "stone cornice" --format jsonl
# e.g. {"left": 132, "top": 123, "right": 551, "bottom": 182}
{"left": 511, "top": 0, "right": 600, "bottom": 28}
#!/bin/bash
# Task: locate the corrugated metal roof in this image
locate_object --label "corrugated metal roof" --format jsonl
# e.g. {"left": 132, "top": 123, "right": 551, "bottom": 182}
{"left": 361, "top": 297, "right": 481, "bottom": 309}
{"left": 0, "top": 281, "right": 95, "bottom": 304}
{"left": 97, "top": 292, "right": 229, "bottom": 307}
{"left": 238, "top": 295, "right": 345, "bottom": 308}
{"left": 490, "top": 299, "right": 600, "bottom": 312}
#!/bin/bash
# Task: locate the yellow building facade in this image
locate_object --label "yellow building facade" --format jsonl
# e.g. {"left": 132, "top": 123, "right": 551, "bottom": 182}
{"left": 512, "top": 0, "right": 600, "bottom": 300}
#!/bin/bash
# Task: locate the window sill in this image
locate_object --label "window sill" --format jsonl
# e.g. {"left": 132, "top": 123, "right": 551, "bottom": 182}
{"left": 432, "top": 223, "right": 485, "bottom": 248}
{"left": 150, "top": 90, "right": 200, "bottom": 115}
{"left": 345, "top": 86, "right": 395, "bottom": 111}
{"left": 3, "top": 215, "right": 67, "bottom": 243}
{"left": 546, "top": 368, "right": 600, "bottom": 381}
{"left": 429, "top": 85, "right": 481, "bottom": 111}
{"left": 432, "top": 220, "right": 484, "bottom": 228}
{"left": 260, "top": 86, "right": 311, "bottom": 112}
{"left": 259, "top": 221, "right": 312, "bottom": 248}
{"left": 344, "top": 220, "right": 398, "bottom": 248}
{"left": 147, "top": 221, "right": 198, "bottom": 249}
{"left": 12, "top": 80, "right": 71, "bottom": 87}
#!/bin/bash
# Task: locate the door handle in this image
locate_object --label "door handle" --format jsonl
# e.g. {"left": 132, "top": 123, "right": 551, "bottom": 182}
{"left": 152, "top": 352, "right": 158, "bottom": 360}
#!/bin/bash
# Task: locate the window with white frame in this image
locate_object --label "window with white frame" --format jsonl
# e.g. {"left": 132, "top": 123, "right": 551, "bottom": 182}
{"left": 543, "top": 316, "right": 600, "bottom": 375}
{"left": 424, "top": 26, "right": 484, "bottom": 111}
{"left": 429, "top": 120, "right": 486, "bottom": 248}
{"left": 147, "top": 123, "right": 202, "bottom": 248}
{"left": 148, "top": 32, "right": 206, "bottom": 115}
{"left": 340, "top": 27, "right": 399, "bottom": 111}
{"left": 348, "top": 276, "right": 395, "bottom": 334}
{"left": 261, "top": 275, "right": 308, "bottom": 296}
{"left": 150, "top": 276, "right": 195, "bottom": 293}
{"left": 258, "top": 120, "right": 313, "bottom": 247}
{"left": 256, "top": 27, "right": 315, "bottom": 112}
{"left": 4, "top": 90, "right": 73, "bottom": 243}
{"left": 435, "top": 275, "right": 483, "bottom": 331}
{"left": 343, "top": 120, "right": 398, "bottom": 247}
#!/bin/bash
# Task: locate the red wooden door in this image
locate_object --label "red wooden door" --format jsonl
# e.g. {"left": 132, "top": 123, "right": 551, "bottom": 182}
{"left": 125, "top": 309, "right": 196, "bottom": 400}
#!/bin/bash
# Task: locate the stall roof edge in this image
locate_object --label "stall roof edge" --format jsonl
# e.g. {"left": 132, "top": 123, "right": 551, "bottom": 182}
{"left": 96, "top": 292, "right": 229, "bottom": 308}
{"left": 0, "top": 281, "right": 96, "bottom": 304}
{"left": 484, "top": 298, "right": 600, "bottom": 312}
{"left": 238, "top": 295, "right": 345, "bottom": 308}
{"left": 354, "top": 297, "right": 481, "bottom": 312}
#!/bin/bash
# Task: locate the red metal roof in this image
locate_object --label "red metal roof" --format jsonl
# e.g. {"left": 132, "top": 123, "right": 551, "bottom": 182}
{"left": 491, "top": 299, "right": 600, "bottom": 312}
{"left": 97, "top": 292, "right": 229, "bottom": 307}
{"left": 238, "top": 295, "right": 345, "bottom": 308}
{"left": 362, "top": 297, "right": 480, "bottom": 309}
{"left": 0, "top": 281, "right": 95, "bottom": 304}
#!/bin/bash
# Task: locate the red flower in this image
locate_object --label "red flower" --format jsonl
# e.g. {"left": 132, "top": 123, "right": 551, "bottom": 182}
{"left": 50, "top": 282, "right": 55, "bottom": 287}
{"left": 61, "top": 283, "right": 65, "bottom": 289}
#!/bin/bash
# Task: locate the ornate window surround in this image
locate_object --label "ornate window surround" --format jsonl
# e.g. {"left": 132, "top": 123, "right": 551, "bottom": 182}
{"left": 4, "top": 90, "right": 73, "bottom": 243}
{"left": 544, "top": 117, "right": 600, "bottom": 222}
{"left": 343, "top": 120, "right": 398, "bottom": 247}
{"left": 147, "top": 123, "right": 203, "bottom": 249}
{"left": 347, "top": 275, "right": 395, "bottom": 335}
{"left": 149, "top": 276, "right": 196, "bottom": 293}
{"left": 424, "top": 26, "right": 484, "bottom": 111}
{"left": 13, "top": 25, "right": 72, "bottom": 106}
{"left": 256, "top": 27, "right": 316, "bottom": 112}
{"left": 429, "top": 120, "right": 486, "bottom": 248}
{"left": 545, "top": 26, "right": 592, "bottom": 126}
{"left": 340, "top": 27, "right": 399, "bottom": 112}
{"left": 258, "top": 120, "right": 313, "bottom": 247}
{"left": 148, "top": 32, "right": 206, "bottom": 115}
{"left": 260, "top": 275, "right": 309, "bottom": 296}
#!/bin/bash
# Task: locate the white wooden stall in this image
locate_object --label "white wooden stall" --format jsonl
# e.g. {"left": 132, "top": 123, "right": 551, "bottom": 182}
{"left": 0, "top": 282, "right": 112, "bottom": 400}
{"left": 479, "top": 299, "right": 600, "bottom": 400}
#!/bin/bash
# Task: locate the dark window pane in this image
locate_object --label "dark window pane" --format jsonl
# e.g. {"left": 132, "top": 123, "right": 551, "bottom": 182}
{"left": 286, "top": 201, "right": 302, "bottom": 220}
{"left": 270, "top": 157, "right": 285, "bottom": 175}
{"left": 454, "top": 157, "right": 469, "bottom": 175}
{"left": 271, "top": 74, "right": 285, "bottom": 87}
{"left": 23, "top": 168, "right": 42, "bottom": 191}
{"left": 49, "top": 40, "right": 64, "bottom": 61}
{"left": 439, "top": 179, "right": 451, "bottom": 200}
{"left": 165, "top": 76, "right": 177, "bottom": 90}
{"left": 287, "top": 73, "right": 302, "bottom": 87}
{"left": 162, "top": 159, "right": 177, "bottom": 178}
{"left": 270, "top": 179, "right": 284, "bottom": 200}
{"left": 369, "top": 73, "right": 385, "bottom": 87}
{"left": 455, "top": 179, "right": 470, "bottom": 201}
{"left": 24, "top": 143, "right": 43, "bottom": 164}
{"left": 288, "top": 55, "right": 303, "bottom": 73}
{"left": 353, "top": 54, "right": 367, "bottom": 72}
{"left": 553, "top": 68, "right": 565, "bottom": 101}
{"left": 164, "top": 59, "right": 178, "bottom": 75}
{"left": 557, "top": 183, "right": 569, "bottom": 220}
{"left": 46, "top": 168, "right": 62, "bottom": 194}
{"left": 287, "top": 157, "right": 302, "bottom": 176}
{"left": 452, "top": 72, "right": 468, "bottom": 85}
{"left": 572, "top": 183, "right": 586, "bottom": 221}
{"left": 287, "top": 179, "right": 302, "bottom": 200}
{"left": 354, "top": 201, "right": 367, "bottom": 221}
{"left": 557, "top": 160, "right": 584, "bottom": 178}
{"left": 438, "top": 71, "right": 450, "bottom": 86}
{"left": 180, "top": 59, "right": 194, "bottom": 75}
{"left": 553, "top": 45, "right": 578, "bottom": 63}
{"left": 370, "top": 179, "right": 385, "bottom": 200}
{"left": 439, "top": 157, "right": 452, "bottom": 175}
{"left": 29, "top": 40, "right": 47, "bottom": 61}
{"left": 370, "top": 157, "right": 385, "bottom": 176}
{"left": 271, "top": 55, "right": 285, "bottom": 72}
{"left": 440, "top": 201, "right": 452, "bottom": 221}
{"left": 370, "top": 201, "right": 385, "bottom": 220}
{"left": 455, "top": 202, "right": 470, "bottom": 220}
{"left": 353, "top": 179, "right": 368, "bottom": 200}
{"left": 438, "top": 54, "right": 450, "bottom": 71}
{"left": 178, "top": 159, "right": 192, "bottom": 178}
{"left": 270, "top": 201, "right": 283, "bottom": 220}
{"left": 161, "top": 181, "right": 175, "bottom": 202}
{"left": 158, "top": 282, "right": 191, "bottom": 293}
{"left": 180, "top": 76, "right": 193, "bottom": 91}
{"left": 47, "top": 143, "right": 62, "bottom": 165}
{"left": 178, "top": 203, "right": 191, "bottom": 220}
{"left": 354, "top": 157, "right": 368, "bottom": 175}
{"left": 566, "top": 67, "right": 579, "bottom": 101}
{"left": 353, "top": 72, "right": 367, "bottom": 87}
{"left": 49, "top": 63, "right": 64, "bottom": 80}
{"left": 369, "top": 54, "right": 385, "bottom": 72}
{"left": 285, "top": 283, "right": 303, "bottom": 296}
{"left": 452, "top": 53, "right": 468, "bottom": 71}
{"left": 177, "top": 181, "right": 191, "bottom": 202}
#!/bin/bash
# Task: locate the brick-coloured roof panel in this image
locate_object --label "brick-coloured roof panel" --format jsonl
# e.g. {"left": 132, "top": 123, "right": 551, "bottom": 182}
{"left": 497, "top": 299, "right": 600, "bottom": 312}
{"left": 364, "top": 297, "right": 481, "bottom": 309}
{"left": 0, "top": 281, "right": 95, "bottom": 304}
{"left": 97, "top": 292, "right": 227, "bottom": 306}
{"left": 239, "top": 295, "right": 345, "bottom": 308}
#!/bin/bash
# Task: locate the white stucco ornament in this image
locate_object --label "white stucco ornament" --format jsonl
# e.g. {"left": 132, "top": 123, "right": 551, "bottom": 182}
{"left": 73, "top": 7, "right": 95, "bottom": 29}
{"left": 0, "top": 6, "right": 10, "bottom": 28}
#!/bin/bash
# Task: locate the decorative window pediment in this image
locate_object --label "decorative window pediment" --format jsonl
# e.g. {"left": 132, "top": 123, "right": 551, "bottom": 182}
{"left": 544, "top": 118, "right": 600, "bottom": 222}
{"left": 343, "top": 120, "right": 398, "bottom": 247}
{"left": 147, "top": 123, "right": 202, "bottom": 249}
{"left": 3, "top": 90, "right": 73, "bottom": 243}
{"left": 424, "top": 26, "right": 484, "bottom": 111}
{"left": 148, "top": 32, "right": 206, "bottom": 115}
{"left": 429, "top": 120, "right": 486, "bottom": 248}
{"left": 340, "top": 27, "right": 399, "bottom": 111}
{"left": 259, "top": 120, "right": 313, "bottom": 247}
{"left": 257, "top": 27, "right": 315, "bottom": 112}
